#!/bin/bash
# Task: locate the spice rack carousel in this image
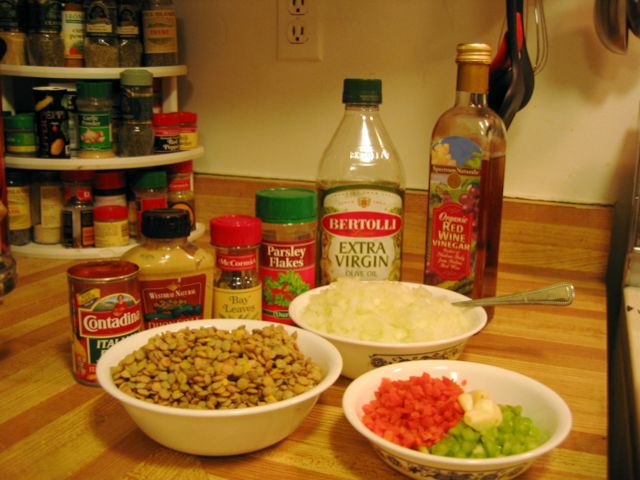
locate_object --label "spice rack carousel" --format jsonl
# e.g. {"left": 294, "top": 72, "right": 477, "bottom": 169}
{"left": 0, "top": 64, "right": 206, "bottom": 259}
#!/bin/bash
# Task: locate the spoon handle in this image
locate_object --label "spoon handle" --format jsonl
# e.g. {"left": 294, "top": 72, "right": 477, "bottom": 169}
{"left": 452, "top": 282, "right": 575, "bottom": 308}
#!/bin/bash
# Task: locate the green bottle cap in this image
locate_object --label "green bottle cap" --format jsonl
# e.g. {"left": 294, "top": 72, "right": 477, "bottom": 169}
{"left": 77, "top": 81, "right": 112, "bottom": 98}
{"left": 134, "top": 170, "right": 167, "bottom": 189}
{"left": 4, "top": 113, "right": 35, "bottom": 129}
{"left": 255, "top": 188, "right": 317, "bottom": 224}
{"left": 120, "top": 69, "right": 153, "bottom": 86}
{"left": 342, "top": 79, "right": 382, "bottom": 105}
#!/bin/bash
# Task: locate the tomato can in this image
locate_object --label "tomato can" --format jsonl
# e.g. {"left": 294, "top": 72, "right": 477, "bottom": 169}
{"left": 67, "top": 260, "right": 142, "bottom": 386}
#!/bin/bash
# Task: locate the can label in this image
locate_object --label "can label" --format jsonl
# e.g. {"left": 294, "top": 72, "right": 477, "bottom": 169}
{"left": 79, "top": 112, "right": 113, "bottom": 153}
{"left": 260, "top": 239, "right": 315, "bottom": 325}
{"left": 139, "top": 273, "right": 207, "bottom": 328}
{"left": 320, "top": 186, "right": 403, "bottom": 284}
{"left": 68, "top": 264, "right": 142, "bottom": 386}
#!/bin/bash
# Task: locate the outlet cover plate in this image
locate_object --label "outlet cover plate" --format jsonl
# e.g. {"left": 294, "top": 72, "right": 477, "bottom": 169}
{"left": 277, "top": 0, "right": 322, "bottom": 61}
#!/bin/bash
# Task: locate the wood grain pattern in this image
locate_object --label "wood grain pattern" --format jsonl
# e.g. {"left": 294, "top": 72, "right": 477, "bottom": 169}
{"left": 0, "top": 174, "right": 610, "bottom": 479}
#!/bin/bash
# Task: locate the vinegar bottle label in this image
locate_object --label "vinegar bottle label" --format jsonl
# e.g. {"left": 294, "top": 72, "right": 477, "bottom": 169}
{"left": 320, "top": 186, "right": 403, "bottom": 284}
{"left": 425, "top": 136, "right": 482, "bottom": 295}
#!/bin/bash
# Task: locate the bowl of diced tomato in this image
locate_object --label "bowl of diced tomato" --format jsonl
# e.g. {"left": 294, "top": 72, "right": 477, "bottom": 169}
{"left": 342, "top": 360, "right": 572, "bottom": 480}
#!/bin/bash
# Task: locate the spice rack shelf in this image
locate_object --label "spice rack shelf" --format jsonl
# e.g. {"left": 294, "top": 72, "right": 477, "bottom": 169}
{"left": 0, "top": 65, "right": 187, "bottom": 80}
{"left": 11, "top": 221, "right": 206, "bottom": 260}
{"left": 5, "top": 146, "right": 204, "bottom": 171}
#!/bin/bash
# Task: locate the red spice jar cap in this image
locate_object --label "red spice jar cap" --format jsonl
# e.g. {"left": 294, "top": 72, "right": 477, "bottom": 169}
{"left": 94, "top": 170, "right": 125, "bottom": 190}
{"left": 178, "top": 111, "right": 197, "bottom": 124}
{"left": 210, "top": 215, "right": 262, "bottom": 247}
{"left": 167, "top": 160, "right": 193, "bottom": 174}
{"left": 94, "top": 205, "right": 128, "bottom": 221}
{"left": 61, "top": 170, "right": 95, "bottom": 182}
{"left": 153, "top": 112, "right": 180, "bottom": 127}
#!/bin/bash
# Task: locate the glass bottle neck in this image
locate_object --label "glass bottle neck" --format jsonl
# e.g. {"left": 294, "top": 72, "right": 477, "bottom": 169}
{"left": 142, "top": 236, "right": 188, "bottom": 248}
{"left": 344, "top": 103, "right": 380, "bottom": 112}
{"left": 455, "top": 63, "right": 489, "bottom": 107}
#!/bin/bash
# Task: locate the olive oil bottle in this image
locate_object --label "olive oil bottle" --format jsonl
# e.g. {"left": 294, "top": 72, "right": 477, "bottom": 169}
{"left": 424, "top": 43, "right": 507, "bottom": 319}
{"left": 317, "top": 78, "right": 405, "bottom": 285}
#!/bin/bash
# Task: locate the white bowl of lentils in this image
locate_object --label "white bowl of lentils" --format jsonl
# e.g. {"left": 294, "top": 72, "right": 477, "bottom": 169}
{"left": 96, "top": 319, "right": 342, "bottom": 456}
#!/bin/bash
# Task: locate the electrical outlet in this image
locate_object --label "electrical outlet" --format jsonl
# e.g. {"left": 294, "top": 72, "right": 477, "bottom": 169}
{"left": 277, "top": 0, "right": 322, "bottom": 61}
{"left": 287, "top": 0, "right": 308, "bottom": 15}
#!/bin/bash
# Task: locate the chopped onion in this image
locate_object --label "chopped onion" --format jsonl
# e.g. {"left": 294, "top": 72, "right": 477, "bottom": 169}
{"left": 299, "top": 278, "right": 473, "bottom": 343}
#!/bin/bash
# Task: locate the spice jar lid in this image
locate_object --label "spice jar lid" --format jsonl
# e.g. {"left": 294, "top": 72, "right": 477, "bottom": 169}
{"left": 77, "top": 81, "right": 112, "bottom": 98}
{"left": 134, "top": 169, "right": 167, "bottom": 189}
{"left": 153, "top": 112, "right": 180, "bottom": 127}
{"left": 141, "top": 208, "right": 191, "bottom": 238}
{"left": 94, "top": 205, "right": 128, "bottom": 221}
{"left": 342, "top": 79, "right": 382, "bottom": 105}
{"left": 120, "top": 69, "right": 153, "bottom": 86}
{"left": 210, "top": 215, "right": 262, "bottom": 247}
{"left": 95, "top": 170, "right": 125, "bottom": 190}
{"left": 4, "top": 113, "right": 35, "bottom": 129}
{"left": 61, "top": 170, "right": 96, "bottom": 182}
{"left": 178, "top": 111, "right": 197, "bottom": 123}
{"left": 255, "top": 188, "right": 317, "bottom": 224}
{"left": 167, "top": 160, "right": 193, "bottom": 174}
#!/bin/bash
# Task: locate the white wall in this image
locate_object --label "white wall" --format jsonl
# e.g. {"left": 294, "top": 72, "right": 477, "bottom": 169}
{"left": 175, "top": 0, "right": 640, "bottom": 206}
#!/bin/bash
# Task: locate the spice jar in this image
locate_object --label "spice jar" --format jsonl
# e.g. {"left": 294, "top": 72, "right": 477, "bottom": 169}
{"left": 119, "top": 69, "right": 154, "bottom": 157}
{"left": 61, "top": 170, "right": 95, "bottom": 248}
{"left": 30, "top": 170, "right": 63, "bottom": 244}
{"left": 177, "top": 111, "right": 197, "bottom": 150}
{"left": 152, "top": 112, "right": 179, "bottom": 153}
{"left": 122, "top": 208, "right": 214, "bottom": 329}
{"left": 94, "top": 205, "right": 129, "bottom": 247}
{"left": 94, "top": 170, "right": 126, "bottom": 207}
{"left": 210, "top": 214, "right": 262, "bottom": 320}
{"left": 0, "top": 0, "right": 27, "bottom": 65}
{"left": 77, "top": 81, "right": 114, "bottom": 159}
{"left": 61, "top": 0, "right": 83, "bottom": 67}
{"left": 255, "top": 188, "right": 317, "bottom": 325}
{"left": 83, "top": 0, "right": 118, "bottom": 67}
{"left": 26, "top": 0, "right": 64, "bottom": 66}
{"left": 4, "top": 113, "right": 37, "bottom": 157}
{"left": 132, "top": 169, "right": 167, "bottom": 237}
{"left": 118, "top": 0, "right": 143, "bottom": 67}
{"left": 142, "top": 0, "right": 177, "bottom": 66}
{"left": 33, "top": 86, "right": 69, "bottom": 159}
{"left": 6, "top": 168, "right": 32, "bottom": 246}
{"left": 167, "top": 160, "right": 195, "bottom": 230}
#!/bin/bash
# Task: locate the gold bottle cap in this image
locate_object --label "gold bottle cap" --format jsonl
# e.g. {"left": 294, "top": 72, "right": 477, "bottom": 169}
{"left": 456, "top": 43, "right": 492, "bottom": 64}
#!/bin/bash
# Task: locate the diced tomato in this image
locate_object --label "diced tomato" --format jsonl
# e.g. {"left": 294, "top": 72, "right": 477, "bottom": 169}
{"left": 361, "top": 373, "right": 464, "bottom": 450}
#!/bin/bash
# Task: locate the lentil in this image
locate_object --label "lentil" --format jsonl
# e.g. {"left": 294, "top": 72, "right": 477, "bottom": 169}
{"left": 111, "top": 324, "right": 324, "bottom": 409}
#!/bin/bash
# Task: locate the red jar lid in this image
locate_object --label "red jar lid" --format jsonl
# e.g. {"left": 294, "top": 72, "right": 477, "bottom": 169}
{"left": 168, "top": 160, "right": 193, "bottom": 174}
{"left": 210, "top": 215, "right": 262, "bottom": 247}
{"left": 178, "top": 111, "right": 197, "bottom": 124}
{"left": 61, "top": 170, "right": 95, "bottom": 182}
{"left": 94, "top": 205, "right": 128, "bottom": 221}
{"left": 153, "top": 112, "right": 180, "bottom": 127}
{"left": 95, "top": 170, "right": 125, "bottom": 190}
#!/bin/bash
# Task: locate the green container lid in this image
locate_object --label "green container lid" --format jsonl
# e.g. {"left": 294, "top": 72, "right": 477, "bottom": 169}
{"left": 342, "top": 78, "right": 382, "bottom": 105}
{"left": 77, "top": 81, "right": 112, "bottom": 98}
{"left": 4, "top": 113, "right": 35, "bottom": 130}
{"left": 134, "top": 170, "right": 167, "bottom": 189}
{"left": 120, "top": 69, "right": 153, "bottom": 86}
{"left": 255, "top": 188, "right": 317, "bottom": 224}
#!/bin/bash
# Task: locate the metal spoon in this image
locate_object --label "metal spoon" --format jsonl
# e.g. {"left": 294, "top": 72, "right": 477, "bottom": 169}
{"left": 452, "top": 282, "right": 575, "bottom": 308}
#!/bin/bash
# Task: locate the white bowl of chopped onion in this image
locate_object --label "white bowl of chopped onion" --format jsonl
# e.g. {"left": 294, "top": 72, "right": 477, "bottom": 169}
{"left": 342, "top": 360, "right": 572, "bottom": 479}
{"left": 288, "top": 279, "right": 487, "bottom": 379}
{"left": 96, "top": 319, "right": 342, "bottom": 456}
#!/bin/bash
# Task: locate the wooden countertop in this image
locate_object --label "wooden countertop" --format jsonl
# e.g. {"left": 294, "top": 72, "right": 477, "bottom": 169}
{"left": 0, "top": 176, "right": 610, "bottom": 479}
